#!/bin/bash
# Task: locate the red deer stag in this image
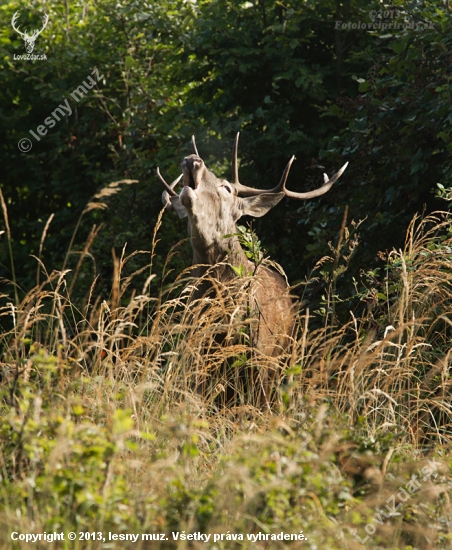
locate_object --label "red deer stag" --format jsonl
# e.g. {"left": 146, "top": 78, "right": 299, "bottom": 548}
{"left": 157, "top": 134, "right": 347, "bottom": 407}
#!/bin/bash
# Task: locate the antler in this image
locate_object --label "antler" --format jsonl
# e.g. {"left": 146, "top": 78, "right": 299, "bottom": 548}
{"left": 157, "top": 168, "right": 182, "bottom": 198}
{"left": 11, "top": 11, "right": 26, "bottom": 38}
{"left": 232, "top": 132, "right": 240, "bottom": 184}
{"left": 191, "top": 135, "right": 199, "bottom": 156}
{"left": 158, "top": 134, "right": 198, "bottom": 198}
{"left": 231, "top": 132, "right": 348, "bottom": 199}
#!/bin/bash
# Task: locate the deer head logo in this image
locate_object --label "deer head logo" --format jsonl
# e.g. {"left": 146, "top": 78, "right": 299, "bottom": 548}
{"left": 11, "top": 11, "right": 49, "bottom": 54}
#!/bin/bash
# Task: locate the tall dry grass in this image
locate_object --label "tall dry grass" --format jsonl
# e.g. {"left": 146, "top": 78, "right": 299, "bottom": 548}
{"left": 0, "top": 200, "right": 451, "bottom": 548}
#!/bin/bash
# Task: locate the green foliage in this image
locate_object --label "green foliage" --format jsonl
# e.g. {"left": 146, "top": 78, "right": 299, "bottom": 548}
{"left": 0, "top": 354, "right": 133, "bottom": 532}
{"left": 0, "top": 0, "right": 401, "bottom": 299}
{"left": 227, "top": 224, "right": 264, "bottom": 275}
{"left": 0, "top": 0, "right": 195, "bottom": 293}
{"left": 321, "top": 0, "right": 452, "bottom": 271}
{"left": 2, "top": 0, "right": 451, "bottom": 317}
{"left": 2, "top": 3, "right": 452, "bottom": 544}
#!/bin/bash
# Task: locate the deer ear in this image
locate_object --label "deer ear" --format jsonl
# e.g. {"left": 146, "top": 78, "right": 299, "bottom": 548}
{"left": 169, "top": 196, "right": 188, "bottom": 218}
{"left": 161, "top": 191, "right": 188, "bottom": 219}
{"left": 239, "top": 193, "right": 285, "bottom": 218}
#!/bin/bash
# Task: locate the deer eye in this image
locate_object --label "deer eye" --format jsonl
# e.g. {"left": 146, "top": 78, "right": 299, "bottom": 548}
{"left": 221, "top": 184, "right": 232, "bottom": 194}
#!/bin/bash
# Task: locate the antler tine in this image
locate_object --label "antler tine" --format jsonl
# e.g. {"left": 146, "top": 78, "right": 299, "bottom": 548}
{"left": 191, "top": 135, "right": 199, "bottom": 156}
{"left": 233, "top": 155, "right": 295, "bottom": 197}
{"left": 283, "top": 161, "right": 349, "bottom": 200}
{"left": 157, "top": 168, "right": 181, "bottom": 197}
{"left": 232, "top": 132, "right": 240, "bottom": 184}
{"left": 274, "top": 155, "right": 295, "bottom": 193}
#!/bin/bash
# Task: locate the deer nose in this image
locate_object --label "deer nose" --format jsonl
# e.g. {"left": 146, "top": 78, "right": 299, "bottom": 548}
{"left": 182, "top": 156, "right": 203, "bottom": 171}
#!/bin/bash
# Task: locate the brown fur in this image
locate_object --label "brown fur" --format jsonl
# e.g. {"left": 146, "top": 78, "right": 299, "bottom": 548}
{"left": 161, "top": 154, "right": 292, "bottom": 407}
{"left": 159, "top": 138, "right": 347, "bottom": 407}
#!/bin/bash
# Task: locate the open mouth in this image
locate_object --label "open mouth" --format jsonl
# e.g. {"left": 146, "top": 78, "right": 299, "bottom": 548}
{"left": 182, "top": 155, "right": 202, "bottom": 190}
{"left": 188, "top": 170, "right": 196, "bottom": 189}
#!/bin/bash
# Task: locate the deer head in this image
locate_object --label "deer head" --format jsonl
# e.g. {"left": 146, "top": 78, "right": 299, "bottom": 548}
{"left": 11, "top": 11, "right": 49, "bottom": 54}
{"left": 158, "top": 134, "right": 348, "bottom": 269}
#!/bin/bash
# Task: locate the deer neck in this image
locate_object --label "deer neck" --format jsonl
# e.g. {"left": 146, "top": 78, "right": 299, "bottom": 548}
{"left": 189, "top": 220, "right": 249, "bottom": 275}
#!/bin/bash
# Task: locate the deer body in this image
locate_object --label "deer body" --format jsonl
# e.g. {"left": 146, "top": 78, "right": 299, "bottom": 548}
{"left": 158, "top": 135, "right": 347, "bottom": 405}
